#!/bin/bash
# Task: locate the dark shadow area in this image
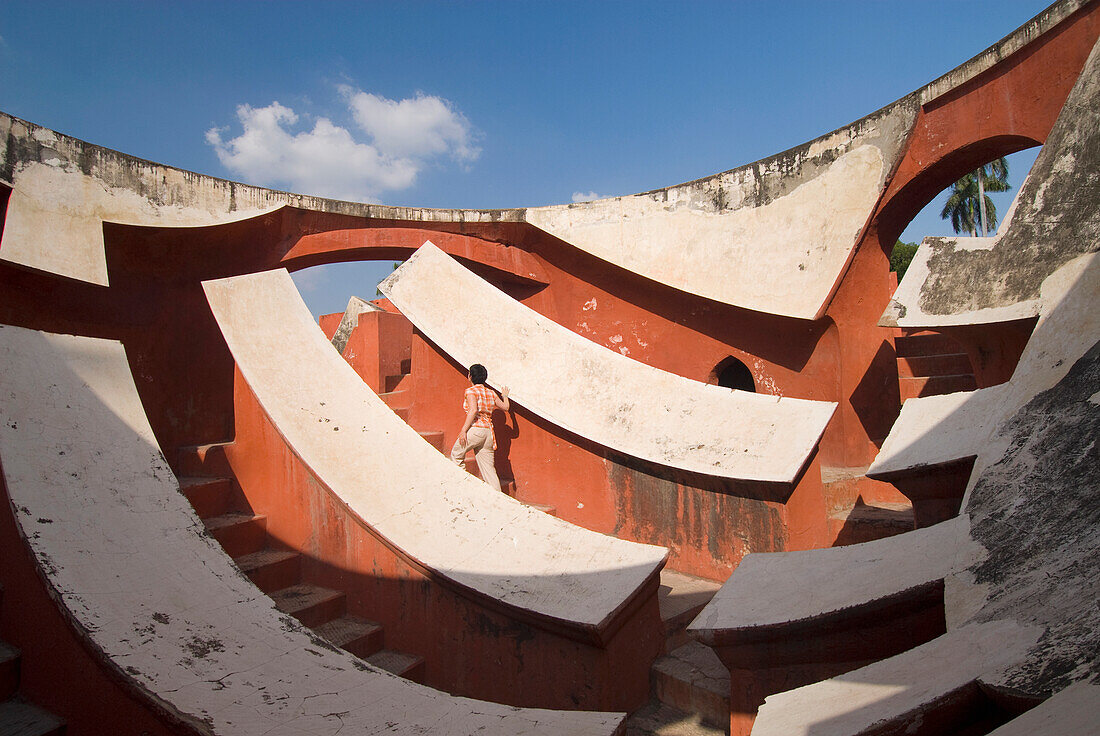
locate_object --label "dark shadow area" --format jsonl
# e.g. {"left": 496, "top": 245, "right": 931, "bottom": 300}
{"left": 849, "top": 340, "right": 902, "bottom": 448}
{"left": 830, "top": 496, "right": 914, "bottom": 548}
{"left": 711, "top": 356, "right": 756, "bottom": 392}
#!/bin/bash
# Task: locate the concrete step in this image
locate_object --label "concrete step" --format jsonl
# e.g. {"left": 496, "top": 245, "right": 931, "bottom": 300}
{"left": 658, "top": 570, "right": 722, "bottom": 653}
{"left": 829, "top": 501, "right": 915, "bottom": 547}
{"left": 625, "top": 699, "right": 727, "bottom": 736}
{"left": 203, "top": 513, "right": 267, "bottom": 558}
{"left": 0, "top": 642, "right": 19, "bottom": 701}
{"left": 364, "top": 649, "right": 426, "bottom": 683}
{"left": 314, "top": 615, "right": 384, "bottom": 660}
{"left": 384, "top": 374, "right": 408, "bottom": 393}
{"left": 378, "top": 389, "right": 411, "bottom": 410}
{"left": 271, "top": 584, "right": 346, "bottom": 629}
{"left": 897, "top": 353, "right": 973, "bottom": 378}
{"left": 177, "top": 441, "right": 233, "bottom": 477}
{"left": 521, "top": 502, "right": 557, "bottom": 516}
{"left": 419, "top": 431, "right": 445, "bottom": 452}
{"left": 390, "top": 406, "right": 410, "bottom": 422}
{"left": 894, "top": 332, "right": 964, "bottom": 358}
{"left": 899, "top": 374, "right": 977, "bottom": 401}
{"left": 235, "top": 549, "right": 301, "bottom": 593}
{"left": 178, "top": 476, "right": 234, "bottom": 519}
{"left": 0, "top": 699, "right": 65, "bottom": 736}
{"left": 460, "top": 459, "right": 518, "bottom": 494}
{"left": 651, "top": 642, "right": 730, "bottom": 731}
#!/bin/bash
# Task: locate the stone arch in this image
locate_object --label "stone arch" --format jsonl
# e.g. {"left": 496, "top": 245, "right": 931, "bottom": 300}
{"left": 710, "top": 356, "right": 756, "bottom": 393}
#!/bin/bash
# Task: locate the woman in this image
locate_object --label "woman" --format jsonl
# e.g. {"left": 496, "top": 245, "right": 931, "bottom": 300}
{"left": 449, "top": 363, "right": 509, "bottom": 493}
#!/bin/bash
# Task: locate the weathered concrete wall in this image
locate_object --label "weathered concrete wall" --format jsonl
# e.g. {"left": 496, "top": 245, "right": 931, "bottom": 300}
{"left": 525, "top": 125, "right": 907, "bottom": 320}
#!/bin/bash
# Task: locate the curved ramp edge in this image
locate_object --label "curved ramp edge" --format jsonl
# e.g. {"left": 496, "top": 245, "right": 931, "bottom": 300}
{"left": 687, "top": 519, "right": 974, "bottom": 644}
{"left": 202, "top": 268, "right": 668, "bottom": 637}
{"left": 750, "top": 621, "right": 1041, "bottom": 736}
{"left": 0, "top": 323, "right": 625, "bottom": 736}
{"left": 380, "top": 242, "right": 837, "bottom": 484}
{"left": 526, "top": 133, "right": 897, "bottom": 320}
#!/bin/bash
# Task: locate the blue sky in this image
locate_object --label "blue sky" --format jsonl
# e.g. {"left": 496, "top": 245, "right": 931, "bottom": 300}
{"left": 1, "top": 1, "right": 1047, "bottom": 316}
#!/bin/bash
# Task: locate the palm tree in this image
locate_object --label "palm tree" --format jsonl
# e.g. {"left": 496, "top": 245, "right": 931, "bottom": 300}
{"left": 940, "top": 157, "right": 1010, "bottom": 236}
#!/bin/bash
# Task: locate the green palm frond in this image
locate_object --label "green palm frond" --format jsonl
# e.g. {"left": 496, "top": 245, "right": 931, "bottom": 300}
{"left": 939, "top": 157, "right": 1011, "bottom": 236}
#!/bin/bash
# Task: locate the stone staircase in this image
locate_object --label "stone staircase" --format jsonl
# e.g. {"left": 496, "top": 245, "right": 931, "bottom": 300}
{"left": 0, "top": 586, "right": 66, "bottom": 736}
{"left": 176, "top": 444, "right": 425, "bottom": 680}
{"left": 895, "top": 331, "right": 977, "bottom": 401}
{"left": 821, "top": 466, "right": 915, "bottom": 547}
{"left": 625, "top": 570, "right": 729, "bottom": 735}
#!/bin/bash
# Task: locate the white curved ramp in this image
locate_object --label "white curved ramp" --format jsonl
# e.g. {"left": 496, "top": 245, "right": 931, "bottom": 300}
{"left": 688, "top": 519, "right": 976, "bottom": 643}
{"left": 0, "top": 323, "right": 625, "bottom": 735}
{"left": 202, "top": 268, "right": 667, "bottom": 637}
{"left": 380, "top": 242, "right": 837, "bottom": 484}
{"left": 526, "top": 137, "right": 895, "bottom": 320}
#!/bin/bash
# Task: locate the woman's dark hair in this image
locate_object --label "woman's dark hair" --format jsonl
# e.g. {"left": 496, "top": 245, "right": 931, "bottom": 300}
{"left": 468, "top": 363, "right": 488, "bottom": 385}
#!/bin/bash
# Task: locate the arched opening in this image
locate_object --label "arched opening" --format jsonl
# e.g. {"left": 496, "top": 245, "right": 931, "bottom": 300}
{"left": 711, "top": 356, "right": 755, "bottom": 392}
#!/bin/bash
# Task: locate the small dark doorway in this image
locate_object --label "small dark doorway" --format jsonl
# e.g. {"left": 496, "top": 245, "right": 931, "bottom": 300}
{"left": 713, "top": 357, "right": 755, "bottom": 392}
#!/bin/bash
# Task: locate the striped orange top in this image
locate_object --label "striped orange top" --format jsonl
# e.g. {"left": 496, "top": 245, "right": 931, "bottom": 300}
{"left": 463, "top": 384, "right": 498, "bottom": 449}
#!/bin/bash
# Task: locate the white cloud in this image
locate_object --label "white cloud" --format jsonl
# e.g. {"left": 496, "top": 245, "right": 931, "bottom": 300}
{"left": 340, "top": 86, "right": 479, "bottom": 162}
{"left": 572, "top": 191, "right": 603, "bottom": 203}
{"left": 206, "top": 88, "right": 479, "bottom": 202}
{"left": 290, "top": 265, "right": 329, "bottom": 295}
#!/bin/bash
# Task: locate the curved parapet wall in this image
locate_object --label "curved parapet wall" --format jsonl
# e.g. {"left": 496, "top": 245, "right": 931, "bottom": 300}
{"left": 381, "top": 243, "right": 837, "bottom": 484}
{"left": 0, "top": 112, "right": 525, "bottom": 286}
{"left": 202, "top": 268, "right": 667, "bottom": 640}
{"left": 688, "top": 520, "right": 973, "bottom": 646}
{"left": 526, "top": 120, "right": 903, "bottom": 321}
{"left": 524, "top": 1, "right": 1093, "bottom": 321}
{"left": 0, "top": 323, "right": 625, "bottom": 735}
{"left": 882, "top": 35, "right": 1100, "bottom": 329}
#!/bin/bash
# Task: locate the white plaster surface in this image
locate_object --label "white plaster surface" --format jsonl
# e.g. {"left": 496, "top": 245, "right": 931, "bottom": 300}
{"left": 687, "top": 520, "right": 979, "bottom": 638}
{"left": 381, "top": 243, "right": 837, "bottom": 483}
{"left": 330, "top": 295, "right": 382, "bottom": 354}
{"left": 866, "top": 386, "right": 1007, "bottom": 476}
{"left": 0, "top": 323, "right": 625, "bottom": 735}
{"left": 1, "top": 159, "right": 276, "bottom": 286}
{"left": 884, "top": 234, "right": 1043, "bottom": 328}
{"left": 986, "top": 681, "right": 1100, "bottom": 735}
{"left": 203, "top": 268, "right": 667, "bottom": 632}
{"left": 750, "top": 621, "right": 1041, "bottom": 736}
{"left": 526, "top": 143, "right": 888, "bottom": 320}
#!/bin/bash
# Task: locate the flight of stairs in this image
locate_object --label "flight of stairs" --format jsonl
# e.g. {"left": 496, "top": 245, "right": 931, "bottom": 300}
{"left": 0, "top": 586, "right": 66, "bottom": 736}
{"left": 176, "top": 444, "right": 425, "bottom": 680}
{"left": 895, "top": 331, "right": 977, "bottom": 401}
{"left": 625, "top": 570, "right": 729, "bottom": 736}
{"left": 821, "top": 467, "right": 915, "bottom": 547}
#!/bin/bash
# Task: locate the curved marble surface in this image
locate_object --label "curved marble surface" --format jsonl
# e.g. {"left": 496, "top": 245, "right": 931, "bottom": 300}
{"left": 0, "top": 323, "right": 625, "bottom": 735}
{"left": 203, "top": 268, "right": 668, "bottom": 636}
